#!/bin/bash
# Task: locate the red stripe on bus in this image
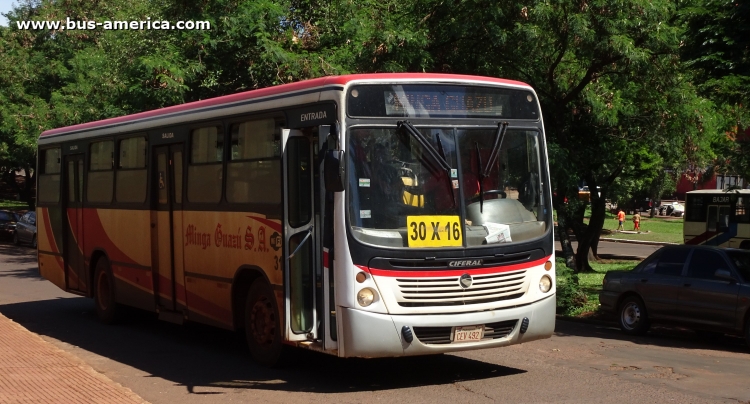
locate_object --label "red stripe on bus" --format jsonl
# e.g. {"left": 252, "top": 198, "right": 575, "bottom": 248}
{"left": 82, "top": 209, "right": 140, "bottom": 266}
{"left": 184, "top": 289, "right": 233, "bottom": 326}
{"left": 112, "top": 264, "right": 154, "bottom": 292}
{"left": 363, "top": 255, "right": 552, "bottom": 278}
{"left": 685, "top": 230, "right": 719, "bottom": 245}
{"left": 40, "top": 208, "right": 60, "bottom": 254}
{"left": 246, "top": 215, "right": 282, "bottom": 233}
{"left": 40, "top": 74, "right": 530, "bottom": 138}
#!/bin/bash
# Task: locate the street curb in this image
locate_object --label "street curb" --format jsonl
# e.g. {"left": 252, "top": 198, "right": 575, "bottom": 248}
{"left": 599, "top": 238, "right": 678, "bottom": 246}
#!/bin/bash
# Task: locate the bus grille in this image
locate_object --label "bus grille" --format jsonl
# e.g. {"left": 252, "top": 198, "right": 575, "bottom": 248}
{"left": 395, "top": 270, "right": 526, "bottom": 307}
{"left": 413, "top": 320, "right": 518, "bottom": 345}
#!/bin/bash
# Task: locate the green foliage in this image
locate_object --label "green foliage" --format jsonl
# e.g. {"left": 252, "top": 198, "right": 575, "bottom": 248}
{"left": 555, "top": 258, "right": 587, "bottom": 315}
{"left": 0, "top": 0, "right": 744, "bottom": 219}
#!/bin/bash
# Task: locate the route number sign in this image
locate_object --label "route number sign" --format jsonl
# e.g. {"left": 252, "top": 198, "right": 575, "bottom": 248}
{"left": 406, "top": 215, "right": 462, "bottom": 248}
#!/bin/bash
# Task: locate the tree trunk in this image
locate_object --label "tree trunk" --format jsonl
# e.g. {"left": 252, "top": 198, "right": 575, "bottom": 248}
{"left": 575, "top": 180, "right": 608, "bottom": 272}
{"left": 24, "top": 167, "right": 35, "bottom": 210}
{"left": 556, "top": 211, "right": 576, "bottom": 269}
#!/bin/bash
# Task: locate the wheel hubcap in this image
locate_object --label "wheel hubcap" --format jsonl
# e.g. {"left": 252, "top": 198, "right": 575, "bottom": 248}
{"left": 621, "top": 302, "right": 641, "bottom": 330}
{"left": 250, "top": 297, "right": 275, "bottom": 346}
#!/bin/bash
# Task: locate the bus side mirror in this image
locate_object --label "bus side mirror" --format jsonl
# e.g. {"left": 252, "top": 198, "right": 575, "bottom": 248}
{"left": 324, "top": 150, "right": 345, "bottom": 192}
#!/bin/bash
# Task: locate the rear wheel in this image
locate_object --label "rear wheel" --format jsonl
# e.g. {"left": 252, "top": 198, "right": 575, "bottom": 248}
{"left": 94, "top": 257, "right": 119, "bottom": 324}
{"left": 245, "top": 279, "right": 285, "bottom": 367}
{"left": 31, "top": 235, "right": 37, "bottom": 249}
{"left": 745, "top": 318, "right": 750, "bottom": 350}
{"left": 12, "top": 231, "right": 19, "bottom": 245}
{"left": 619, "top": 296, "right": 650, "bottom": 335}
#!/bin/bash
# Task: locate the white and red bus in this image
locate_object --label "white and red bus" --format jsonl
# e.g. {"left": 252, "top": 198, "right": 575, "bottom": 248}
{"left": 36, "top": 74, "right": 556, "bottom": 365}
{"left": 684, "top": 189, "right": 750, "bottom": 249}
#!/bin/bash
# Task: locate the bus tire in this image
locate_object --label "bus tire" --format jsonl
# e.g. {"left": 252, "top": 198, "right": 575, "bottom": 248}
{"left": 618, "top": 296, "right": 650, "bottom": 336}
{"left": 245, "top": 279, "right": 285, "bottom": 367}
{"left": 94, "top": 257, "right": 119, "bottom": 324}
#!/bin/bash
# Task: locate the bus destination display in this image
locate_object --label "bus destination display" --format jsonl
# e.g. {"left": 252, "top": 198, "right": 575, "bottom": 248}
{"left": 347, "top": 84, "right": 538, "bottom": 119}
{"left": 384, "top": 90, "right": 506, "bottom": 116}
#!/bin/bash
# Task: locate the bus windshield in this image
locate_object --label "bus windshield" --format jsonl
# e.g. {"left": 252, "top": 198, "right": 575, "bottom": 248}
{"left": 347, "top": 126, "right": 547, "bottom": 248}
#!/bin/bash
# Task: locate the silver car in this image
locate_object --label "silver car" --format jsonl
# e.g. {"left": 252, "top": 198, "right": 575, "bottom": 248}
{"left": 14, "top": 211, "right": 37, "bottom": 248}
{"left": 600, "top": 245, "right": 750, "bottom": 348}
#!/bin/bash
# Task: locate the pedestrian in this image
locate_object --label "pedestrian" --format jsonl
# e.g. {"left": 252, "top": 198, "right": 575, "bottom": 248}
{"left": 616, "top": 209, "right": 625, "bottom": 231}
{"left": 633, "top": 212, "right": 641, "bottom": 231}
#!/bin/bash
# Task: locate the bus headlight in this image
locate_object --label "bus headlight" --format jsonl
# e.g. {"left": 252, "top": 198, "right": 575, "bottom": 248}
{"left": 357, "top": 288, "right": 376, "bottom": 307}
{"left": 539, "top": 275, "right": 552, "bottom": 293}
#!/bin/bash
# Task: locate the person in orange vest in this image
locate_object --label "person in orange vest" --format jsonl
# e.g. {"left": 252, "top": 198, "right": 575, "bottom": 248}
{"left": 617, "top": 209, "right": 625, "bottom": 231}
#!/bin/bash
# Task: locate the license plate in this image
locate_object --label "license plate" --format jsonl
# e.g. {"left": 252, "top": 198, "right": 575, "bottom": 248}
{"left": 452, "top": 325, "right": 484, "bottom": 343}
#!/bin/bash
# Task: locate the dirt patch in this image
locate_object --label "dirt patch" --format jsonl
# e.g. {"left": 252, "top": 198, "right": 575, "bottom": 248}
{"left": 634, "top": 366, "right": 687, "bottom": 380}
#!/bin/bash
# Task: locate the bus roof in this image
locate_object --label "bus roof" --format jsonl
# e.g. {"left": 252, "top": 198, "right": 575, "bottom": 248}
{"left": 39, "top": 73, "right": 531, "bottom": 140}
{"left": 686, "top": 189, "right": 750, "bottom": 194}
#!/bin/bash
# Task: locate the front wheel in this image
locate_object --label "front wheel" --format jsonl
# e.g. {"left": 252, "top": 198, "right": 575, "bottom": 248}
{"left": 31, "top": 235, "right": 37, "bottom": 249}
{"left": 12, "top": 231, "right": 19, "bottom": 245}
{"left": 619, "top": 296, "right": 650, "bottom": 335}
{"left": 94, "top": 257, "right": 119, "bottom": 324}
{"left": 744, "top": 318, "right": 750, "bottom": 351}
{"left": 245, "top": 279, "right": 285, "bottom": 367}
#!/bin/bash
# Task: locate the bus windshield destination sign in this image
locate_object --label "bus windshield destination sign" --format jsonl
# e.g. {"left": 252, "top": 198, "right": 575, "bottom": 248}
{"left": 384, "top": 90, "right": 505, "bottom": 116}
{"left": 347, "top": 84, "right": 539, "bottom": 119}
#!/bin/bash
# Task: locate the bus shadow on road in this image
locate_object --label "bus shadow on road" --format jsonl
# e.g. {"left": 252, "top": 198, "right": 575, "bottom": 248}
{"left": 554, "top": 319, "right": 750, "bottom": 355}
{"left": 0, "top": 242, "right": 38, "bottom": 267}
{"left": 0, "top": 298, "right": 525, "bottom": 394}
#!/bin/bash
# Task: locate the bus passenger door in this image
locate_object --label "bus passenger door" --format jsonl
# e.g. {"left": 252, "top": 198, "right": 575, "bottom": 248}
{"left": 706, "top": 205, "right": 732, "bottom": 247}
{"left": 282, "top": 129, "right": 317, "bottom": 342}
{"left": 63, "top": 154, "right": 86, "bottom": 293}
{"left": 152, "top": 144, "right": 185, "bottom": 320}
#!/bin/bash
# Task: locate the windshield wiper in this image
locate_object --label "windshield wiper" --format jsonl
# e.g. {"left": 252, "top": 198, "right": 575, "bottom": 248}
{"left": 397, "top": 121, "right": 451, "bottom": 171}
{"left": 397, "top": 121, "right": 455, "bottom": 208}
{"left": 476, "top": 121, "right": 509, "bottom": 213}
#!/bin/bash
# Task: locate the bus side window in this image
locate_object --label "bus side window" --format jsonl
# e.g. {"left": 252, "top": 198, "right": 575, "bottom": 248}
{"left": 38, "top": 148, "right": 61, "bottom": 204}
{"left": 116, "top": 136, "right": 148, "bottom": 203}
{"left": 736, "top": 197, "right": 749, "bottom": 223}
{"left": 88, "top": 140, "right": 114, "bottom": 204}
{"left": 227, "top": 118, "right": 281, "bottom": 205}
{"left": 187, "top": 126, "right": 223, "bottom": 203}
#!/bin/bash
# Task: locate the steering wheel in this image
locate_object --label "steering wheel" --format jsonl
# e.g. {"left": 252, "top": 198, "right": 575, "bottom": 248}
{"left": 470, "top": 189, "right": 506, "bottom": 203}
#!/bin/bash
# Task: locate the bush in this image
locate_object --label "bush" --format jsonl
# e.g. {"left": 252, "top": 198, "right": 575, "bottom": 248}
{"left": 555, "top": 258, "right": 588, "bottom": 315}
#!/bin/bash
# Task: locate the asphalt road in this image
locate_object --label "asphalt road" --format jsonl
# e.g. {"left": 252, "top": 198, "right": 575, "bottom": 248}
{"left": 555, "top": 238, "right": 663, "bottom": 261}
{"left": 1, "top": 242, "right": 748, "bottom": 403}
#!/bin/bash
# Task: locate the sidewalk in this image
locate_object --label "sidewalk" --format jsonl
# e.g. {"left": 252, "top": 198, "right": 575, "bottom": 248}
{"left": 0, "top": 312, "right": 147, "bottom": 404}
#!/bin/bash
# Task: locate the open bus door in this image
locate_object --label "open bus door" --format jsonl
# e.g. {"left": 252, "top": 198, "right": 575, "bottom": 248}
{"left": 281, "top": 125, "right": 340, "bottom": 350}
{"left": 282, "top": 128, "right": 318, "bottom": 343}
{"left": 706, "top": 204, "right": 732, "bottom": 247}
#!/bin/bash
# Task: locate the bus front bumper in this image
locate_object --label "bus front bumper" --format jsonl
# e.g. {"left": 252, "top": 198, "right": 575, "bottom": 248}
{"left": 339, "top": 294, "right": 556, "bottom": 358}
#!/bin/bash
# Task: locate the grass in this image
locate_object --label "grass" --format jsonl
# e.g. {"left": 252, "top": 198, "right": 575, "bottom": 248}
{"left": 601, "top": 216, "right": 684, "bottom": 243}
{"left": 578, "top": 207, "right": 684, "bottom": 244}
{"left": 0, "top": 199, "right": 28, "bottom": 211}
{"left": 566, "top": 260, "right": 639, "bottom": 317}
